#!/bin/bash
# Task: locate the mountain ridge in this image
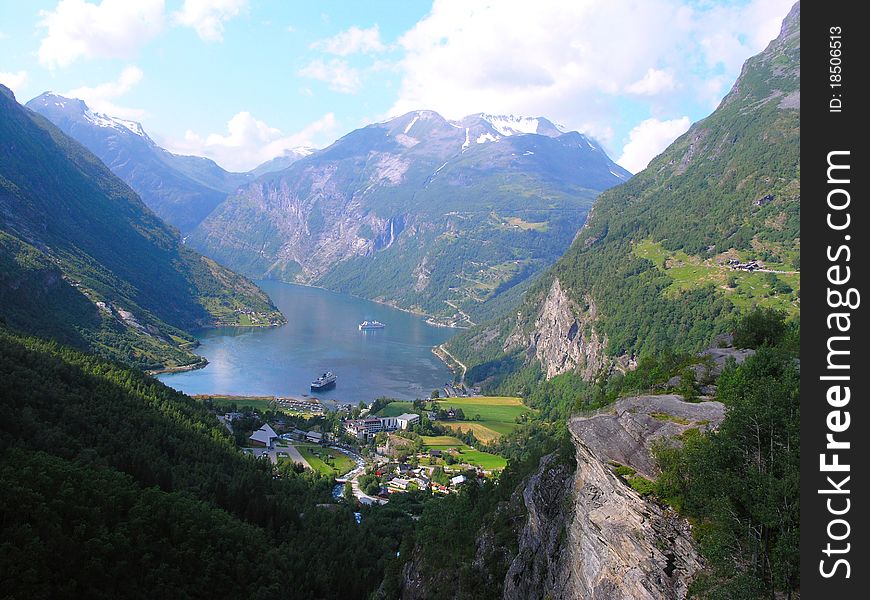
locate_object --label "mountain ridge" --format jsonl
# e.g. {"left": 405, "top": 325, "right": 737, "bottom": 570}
{"left": 1, "top": 85, "right": 284, "bottom": 370}
{"left": 25, "top": 93, "right": 313, "bottom": 233}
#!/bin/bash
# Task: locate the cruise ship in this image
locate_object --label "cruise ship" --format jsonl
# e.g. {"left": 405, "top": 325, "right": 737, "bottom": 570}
{"left": 310, "top": 371, "right": 337, "bottom": 391}
{"left": 358, "top": 320, "right": 385, "bottom": 330}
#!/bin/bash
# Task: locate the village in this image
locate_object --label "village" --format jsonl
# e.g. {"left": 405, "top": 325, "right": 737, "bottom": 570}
{"left": 209, "top": 388, "right": 519, "bottom": 505}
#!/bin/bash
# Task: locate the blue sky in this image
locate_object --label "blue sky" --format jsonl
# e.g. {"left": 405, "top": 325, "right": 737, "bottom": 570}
{"left": 1, "top": 0, "right": 795, "bottom": 172}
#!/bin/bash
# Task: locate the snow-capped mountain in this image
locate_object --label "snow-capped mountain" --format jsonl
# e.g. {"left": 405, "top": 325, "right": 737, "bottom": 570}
{"left": 189, "top": 109, "right": 631, "bottom": 324}
{"left": 25, "top": 93, "right": 313, "bottom": 232}
{"left": 248, "top": 147, "right": 317, "bottom": 177}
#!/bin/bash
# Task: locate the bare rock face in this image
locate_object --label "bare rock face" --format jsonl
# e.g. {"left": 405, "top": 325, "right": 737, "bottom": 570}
{"left": 503, "top": 454, "right": 575, "bottom": 599}
{"left": 503, "top": 278, "right": 637, "bottom": 382}
{"left": 571, "top": 395, "right": 725, "bottom": 479}
{"left": 504, "top": 395, "right": 725, "bottom": 600}
{"left": 507, "top": 278, "right": 610, "bottom": 380}
{"left": 559, "top": 430, "right": 702, "bottom": 600}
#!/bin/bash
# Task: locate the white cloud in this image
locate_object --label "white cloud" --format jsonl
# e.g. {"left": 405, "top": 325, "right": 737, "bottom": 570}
{"left": 625, "top": 68, "right": 677, "bottom": 96}
{"left": 311, "top": 25, "right": 385, "bottom": 56}
{"left": 0, "top": 70, "right": 28, "bottom": 96}
{"left": 37, "top": 0, "right": 164, "bottom": 69}
{"left": 66, "top": 65, "right": 146, "bottom": 119}
{"left": 172, "top": 0, "right": 247, "bottom": 42}
{"left": 297, "top": 59, "right": 362, "bottom": 94}
{"left": 617, "top": 116, "right": 690, "bottom": 173}
{"left": 166, "top": 111, "right": 338, "bottom": 171}
{"left": 388, "top": 0, "right": 793, "bottom": 152}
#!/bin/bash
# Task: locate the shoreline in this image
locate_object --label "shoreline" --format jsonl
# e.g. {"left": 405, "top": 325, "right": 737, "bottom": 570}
{"left": 146, "top": 357, "right": 209, "bottom": 376}
{"left": 147, "top": 314, "right": 286, "bottom": 377}
{"left": 432, "top": 344, "right": 467, "bottom": 384}
{"left": 257, "top": 278, "right": 472, "bottom": 330}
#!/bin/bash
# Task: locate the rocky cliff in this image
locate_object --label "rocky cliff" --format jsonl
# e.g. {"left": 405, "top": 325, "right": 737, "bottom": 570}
{"left": 502, "top": 277, "right": 635, "bottom": 382}
{"left": 504, "top": 394, "right": 725, "bottom": 600}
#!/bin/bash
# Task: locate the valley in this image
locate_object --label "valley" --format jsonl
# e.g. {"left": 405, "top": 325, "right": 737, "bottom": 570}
{"left": 187, "top": 111, "right": 630, "bottom": 325}
{"left": 0, "top": 2, "right": 802, "bottom": 599}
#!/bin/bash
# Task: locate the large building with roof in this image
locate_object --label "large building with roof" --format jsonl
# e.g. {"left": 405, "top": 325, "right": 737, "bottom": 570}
{"left": 249, "top": 423, "right": 278, "bottom": 447}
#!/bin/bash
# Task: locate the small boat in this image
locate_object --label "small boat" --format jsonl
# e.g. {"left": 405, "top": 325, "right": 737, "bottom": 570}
{"left": 311, "top": 371, "right": 337, "bottom": 391}
{"left": 358, "top": 320, "right": 385, "bottom": 330}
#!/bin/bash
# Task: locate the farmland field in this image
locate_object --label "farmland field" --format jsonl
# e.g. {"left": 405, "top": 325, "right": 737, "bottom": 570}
{"left": 293, "top": 444, "right": 356, "bottom": 476}
{"left": 434, "top": 396, "right": 531, "bottom": 441}
{"left": 440, "top": 421, "right": 508, "bottom": 443}
{"left": 421, "top": 435, "right": 507, "bottom": 470}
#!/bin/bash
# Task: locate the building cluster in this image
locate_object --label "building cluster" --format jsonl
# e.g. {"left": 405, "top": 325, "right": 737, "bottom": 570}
{"left": 343, "top": 413, "right": 420, "bottom": 441}
{"left": 725, "top": 258, "right": 763, "bottom": 272}
{"left": 375, "top": 462, "right": 468, "bottom": 496}
{"left": 440, "top": 383, "right": 482, "bottom": 398}
{"left": 276, "top": 397, "right": 324, "bottom": 414}
{"left": 248, "top": 422, "right": 329, "bottom": 449}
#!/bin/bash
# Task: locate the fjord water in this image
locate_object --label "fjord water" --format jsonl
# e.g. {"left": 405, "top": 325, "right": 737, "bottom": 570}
{"left": 158, "top": 281, "right": 456, "bottom": 404}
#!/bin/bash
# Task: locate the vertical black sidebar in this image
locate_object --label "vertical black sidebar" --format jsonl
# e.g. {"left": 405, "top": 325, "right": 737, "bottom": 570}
{"left": 801, "top": 0, "right": 868, "bottom": 597}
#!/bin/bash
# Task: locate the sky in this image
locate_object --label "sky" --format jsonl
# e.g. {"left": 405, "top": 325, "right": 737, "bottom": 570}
{"left": 0, "top": 0, "right": 795, "bottom": 173}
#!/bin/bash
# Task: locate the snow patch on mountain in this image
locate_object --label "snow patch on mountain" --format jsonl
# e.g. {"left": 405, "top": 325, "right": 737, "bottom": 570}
{"left": 477, "top": 132, "right": 499, "bottom": 144}
{"left": 483, "top": 114, "right": 542, "bottom": 136}
{"left": 403, "top": 115, "right": 420, "bottom": 135}
{"left": 82, "top": 108, "right": 146, "bottom": 137}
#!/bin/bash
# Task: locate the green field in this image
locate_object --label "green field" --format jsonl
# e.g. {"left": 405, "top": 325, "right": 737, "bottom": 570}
{"left": 441, "top": 421, "right": 505, "bottom": 443}
{"left": 421, "top": 435, "right": 507, "bottom": 471}
{"left": 292, "top": 444, "right": 356, "bottom": 477}
{"left": 195, "top": 395, "right": 319, "bottom": 416}
{"left": 435, "top": 396, "right": 531, "bottom": 441}
{"left": 632, "top": 239, "right": 800, "bottom": 316}
{"left": 374, "top": 401, "right": 416, "bottom": 417}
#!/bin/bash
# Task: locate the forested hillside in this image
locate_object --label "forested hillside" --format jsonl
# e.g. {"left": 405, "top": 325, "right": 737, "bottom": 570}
{"left": 450, "top": 2, "right": 800, "bottom": 389}
{"left": 1, "top": 85, "right": 283, "bottom": 370}
{"left": 0, "top": 326, "right": 411, "bottom": 599}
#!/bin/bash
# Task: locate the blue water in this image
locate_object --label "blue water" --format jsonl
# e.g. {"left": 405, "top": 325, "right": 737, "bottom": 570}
{"left": 157, "top": 281, "right": 457, "bottom": 404}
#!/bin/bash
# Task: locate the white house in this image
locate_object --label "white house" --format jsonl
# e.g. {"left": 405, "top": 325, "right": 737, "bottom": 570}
{"left": 305, "top": 431, "right": 323, "bottom": 444}
{"left": 387, "top": 477, "right": 410, "bottom": 491}
{"left": 450, "top": 474, "right": 466, "bottom": 487}
{"left": 396, "top": 413, "right": 420, "bottom": 430}
{"left": 250, "top": 423, "right": 278, "bottom": 447}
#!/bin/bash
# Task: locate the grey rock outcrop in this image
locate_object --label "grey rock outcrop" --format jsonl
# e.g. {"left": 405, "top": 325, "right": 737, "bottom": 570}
{"left": 504, "top": 395, "right": 725, "bottom": 600}
{"left": 505, "top": 278, "right": 633, "bottom": 381}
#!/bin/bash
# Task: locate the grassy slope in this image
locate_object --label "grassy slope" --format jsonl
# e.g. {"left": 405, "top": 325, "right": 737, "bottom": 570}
{"left": 421, "top": 435, "right": 507, "bottom": 470}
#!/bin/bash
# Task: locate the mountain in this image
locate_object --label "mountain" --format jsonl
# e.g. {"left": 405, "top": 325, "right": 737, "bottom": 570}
{"left": 452, "top": 1, "right": 800, "bottom": 388}
{"left": 1, "top": 85, "right": 284, "bottom": 370}
{"left": 25, "top": 94, "right": 313, "bottom": 233}
{"left": 249, "top": 147, "right": 316, "bottom": 177}
{"left": 188, "top": 110, "right": 630, "bottom": 325}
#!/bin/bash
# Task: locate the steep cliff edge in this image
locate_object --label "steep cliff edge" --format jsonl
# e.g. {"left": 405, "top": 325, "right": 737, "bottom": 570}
{"left": 504, "top": 395, "right": 725, "bottom": 600}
